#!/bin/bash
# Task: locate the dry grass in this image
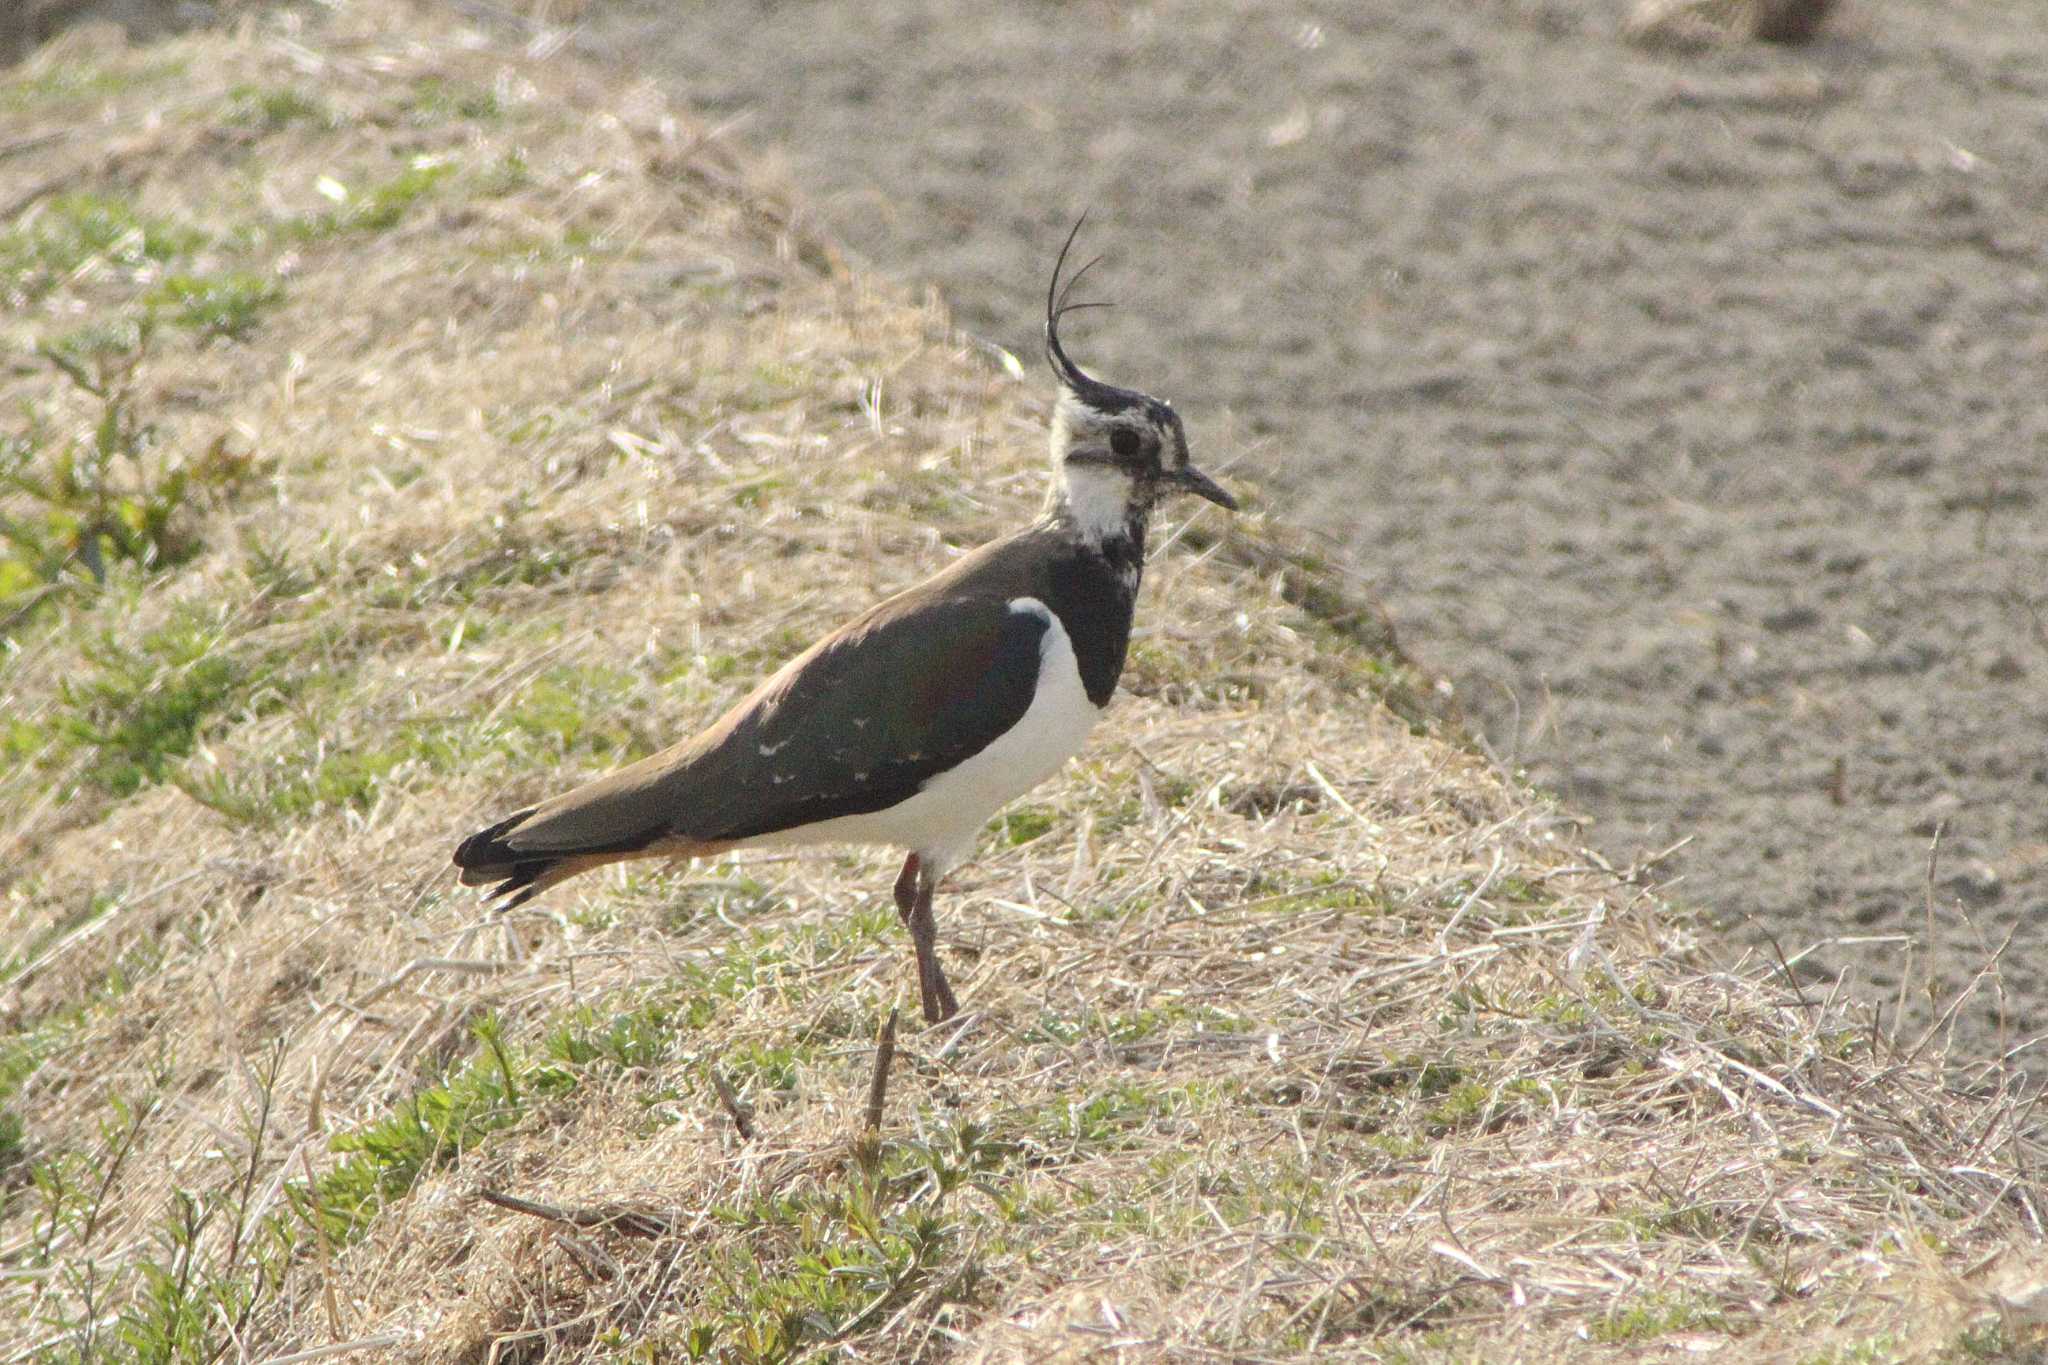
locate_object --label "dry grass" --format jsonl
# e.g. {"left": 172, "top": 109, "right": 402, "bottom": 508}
{"left": 1, "top": 6, "right": 2042, "bottom": 1362}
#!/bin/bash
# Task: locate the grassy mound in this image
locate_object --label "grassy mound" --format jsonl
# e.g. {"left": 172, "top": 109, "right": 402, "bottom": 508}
{"left": 1, "top": 8, "right": 2041, "bottom": 1362}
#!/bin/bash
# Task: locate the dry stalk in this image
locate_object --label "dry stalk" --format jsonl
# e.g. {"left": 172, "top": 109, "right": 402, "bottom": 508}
{"left": 706, "top": 1065, "right": 755, "bottom": 1142}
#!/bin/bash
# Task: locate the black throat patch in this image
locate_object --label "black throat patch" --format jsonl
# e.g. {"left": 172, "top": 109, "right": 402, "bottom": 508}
{"left": 1043, "top": 523, "right": 1145, "bottom": 707}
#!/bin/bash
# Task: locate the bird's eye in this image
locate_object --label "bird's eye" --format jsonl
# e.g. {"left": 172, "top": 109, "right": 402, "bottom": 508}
{"left": 1110, "top": 427, "right": 1141, "bottom": 457}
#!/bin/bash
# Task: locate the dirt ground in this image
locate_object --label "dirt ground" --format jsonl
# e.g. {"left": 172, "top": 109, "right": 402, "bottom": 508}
{"left": 17, "top": 0, "right": 2048, "bottom": 1068}
{"left": 562, "top": 0, "right": 2048, "bottom": 1065}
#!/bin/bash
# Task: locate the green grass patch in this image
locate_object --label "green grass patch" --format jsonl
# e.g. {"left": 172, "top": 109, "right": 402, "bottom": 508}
{"left": 542, "top": 998, "right": 697, "bottom": 1075}
{"left": 1021, "top": 1002, "right": 1251, "bottom": 1047}
{"left": 475, "top": 148, "right": 533, "bottom": 197}
{"left": 501, "top": 663, "right": 649, "bottom": 764}
{"left": 189, "top": 653, "right": 661, "bottom": 826}
{"left": 145, "top": 271, "right": 284, "bottom": 342}
{"left": 999, "top": 805, "right": 1057, "bottom": 846}
{"left": 680, "top": 1120, "right": 1004, "bottom": 1361}
{"left": 58, "top": 603, "right": 286, "bottom": 799}
{"left": 3, "top": 317, "right": 266, "bottom": 629}
{"left": 276, "top": 160, "right": 456, "bottom": 242}
{"left": 0, "top": 193, "right": 204, "bottom": 301}
{"left": 1258, "top": 878, "right": 1385, "bottom": 915}
{"left": 367, "top": 532, "right": 590, "bottom": 611}
{"left": 718, "top": 1039, "right": 814, "bottom": 1097}
{"left": 1617, "top": 1200, "right": 1725, "bottom": 1242}
{"left": 1016, "top": 1080, "right": 1222, "bottom": 1152}
{"left": 472, "top": 223, "right": 613, "bottom": 267}
{"left": 688, "top": 1185, "right": 954, "bottom": 1361}
{"left": 1797, "top": 1337, "right": 1905, "bottom": 1365}
{"left": 403, "top": 77, "right": 502, "bottom": 124}
{"left": 179, "top": 722, "right": 454, "bottom": 826}
{"left": 1421, "top": 1076, "right": 1547, "bottom": 1137}
{"left": 19, "top": 1056, "right": 295, "bottom": 1364}
{"left": 1591, "top": 1293, "right": 1744, "bottom": 1344}
{"left": 304, "top": 991, "right": 730, "bottom": 1247}
{"left": 304, "top": 1013, "right": 560, "bottom": 1244}
{"left": 0, "top": 55, "right": 189, "bottom": 113}
{"left": 223, "top": 83, "right": 333, "bottom": 133}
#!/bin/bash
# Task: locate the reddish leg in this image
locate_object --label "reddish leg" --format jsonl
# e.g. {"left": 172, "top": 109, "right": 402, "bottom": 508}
{"left": 893, "top": 852, "right": 920, "bottom": 926}
{"left": 892, "top": 852, "right": 958, "bottom": 1023}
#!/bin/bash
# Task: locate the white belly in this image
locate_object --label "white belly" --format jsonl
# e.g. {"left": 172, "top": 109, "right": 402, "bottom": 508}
{"left": 749, "top": 598, "right": 1102, "bottom": 874}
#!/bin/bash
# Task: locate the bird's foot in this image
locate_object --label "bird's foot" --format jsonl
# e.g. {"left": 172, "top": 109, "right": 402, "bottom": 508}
{"left": 917, "top": 954, "right": 959, "bottom": 1024}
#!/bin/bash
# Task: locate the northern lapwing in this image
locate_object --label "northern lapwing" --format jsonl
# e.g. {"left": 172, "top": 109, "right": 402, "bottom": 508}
{"left": 452, "top": 220, "right": 1238, "bottom": 1023}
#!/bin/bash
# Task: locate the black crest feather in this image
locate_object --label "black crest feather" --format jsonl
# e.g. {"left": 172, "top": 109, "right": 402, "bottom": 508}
{"left": 1044, "top": 214, "right": 1145, "bottom": 413}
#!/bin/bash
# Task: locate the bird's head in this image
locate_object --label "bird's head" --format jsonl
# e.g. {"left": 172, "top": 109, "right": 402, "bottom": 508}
{"left": 1042, "top": 220, "right": 1237, "bottom": 545}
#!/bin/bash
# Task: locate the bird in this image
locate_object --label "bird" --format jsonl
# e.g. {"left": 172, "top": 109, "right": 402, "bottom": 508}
{"left": 451, "top": 219, "right": 1238, "bottom": 1024}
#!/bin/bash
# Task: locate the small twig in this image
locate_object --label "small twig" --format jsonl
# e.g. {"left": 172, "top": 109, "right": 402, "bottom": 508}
{"left": 477, "top": 1187, "right": 671, "bottom": 1238}
{"left": 1626, "top": 833, "right": 1695, "bottom": 883}
{"left": 1301, "top": 760, "right": 1369, "bottom": 829}
{"left": 253, "top": 1335, "right": 411, "bottom": 1365}
{"left": 0, "top": 130, "right": 68, "bottom": 161}
{"left": 1923, "top": 819, "right": 1947, "bottom": 1017}
{"left": 1907, "top": 921, "right": 2022, "bottom": 1067}
{"left": 554, "top": 1231, "right": 622, "bottom": 1282}
{"left": 1745, "top": 914, "right": 1816, "bottom": 1016}
{"left": 348, "top": 957, "right": 508, "bottom": 1009}
{"left": 299, "top": 1148, "right": 343, "bottom": 1340}
{"left": 865, "top": 1008, "right": 899, "bottom": 1136}
{"left": 708, "top": 1064, "right": 755, "bottom": 1141}
{"left": 1436, "top": 848, "right": 1501, "bottom": 954}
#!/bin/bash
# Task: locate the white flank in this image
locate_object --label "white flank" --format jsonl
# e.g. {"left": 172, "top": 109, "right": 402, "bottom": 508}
{"left": 748, "top": 598, "right": 1102, "bottom": 875}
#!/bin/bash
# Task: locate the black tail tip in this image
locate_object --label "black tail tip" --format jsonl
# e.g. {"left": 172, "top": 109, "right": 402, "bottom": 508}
{"left": 453, "top": 808, "right": 551, "bottom": 907}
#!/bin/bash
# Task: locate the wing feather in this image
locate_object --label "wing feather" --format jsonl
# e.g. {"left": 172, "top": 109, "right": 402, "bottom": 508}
{"left": 494, "top": 590, "right": 1048, "bottom": 857}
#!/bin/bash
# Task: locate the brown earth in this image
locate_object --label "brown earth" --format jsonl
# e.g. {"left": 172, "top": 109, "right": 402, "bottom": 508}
{"left": 551, "top": 0, "right": 2048, "bottom": 1066}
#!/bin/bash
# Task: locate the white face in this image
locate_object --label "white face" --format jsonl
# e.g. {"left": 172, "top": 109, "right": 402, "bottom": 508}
{"left": 1048, "top": 391, "right": 1183, "bottom": 541}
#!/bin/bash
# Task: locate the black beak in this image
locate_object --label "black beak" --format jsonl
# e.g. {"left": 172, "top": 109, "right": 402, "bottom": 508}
{"left": 1166, "top": 465, "right": 1239, "bottom": 511}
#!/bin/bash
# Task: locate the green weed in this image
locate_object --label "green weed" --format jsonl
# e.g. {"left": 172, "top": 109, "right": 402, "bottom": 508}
{"left": 3, "top": 320, "right": 262, "bottom": 628}
{"left": 1000, "top": 805, "right": 1057, "bottom": 845}
{"left": 223, "top": 83, "right": 333, "bottom": 132}
{"left": 0, "top": 56, "right": 188, "bottom": 113}
{"left": 24, "top": 1050, "right": 290, "bottom": 1365}
{"left": 501, "top": 663, "right": 648, "bottom": 763}
{"left": 59, "top": 604, "right": 279, "bottom": 799}
{"left": 1021, "top": 1081, "right": 1218, "bottom": 1151}
{"left": 718, "top": 1039, "right": 814, "bottom": 1097}
{"left": 1590, "top": 1293, "right": 1740, "bottom": 1343}
{"left": 279, "top": 160, "right": 456, "bottom": 242}
{"left": 0, "top": 193, "right": 203, "bottom": 301}
{"left": 543, "top": 999, "right": 693, "bottom": 1075}
{"left": 1619, "top": 1200, "right": 1725, "bottom": 1242}
{"left": 1022, "top": 1002, "right": 1250, "bottom": 1047}
{"left": 678, "top": 1120, "right": 999, "bottom": 1362}
{"left": 0, "top": 1109, "right": 24, "bottom": 1184}
{"left": 404, "top": 77, "right": 502, "bottom": 124}
{"left": 304, "top": 993, "right": 723, "bottom": 1248}
{"left": 182, "top": 740, "right": 413, "bottom": 826}
{"left": 476, "top": 148, "right": 532, "bottom": 197}
{"left": 1796, "top": 1337, "right": 1903, "bottom": 1365}
{"left": 146, "top": 271, "right": 284, "bottom": 342}
{"left": 305, "top": 1014, "right": 557, "bottom": 1243}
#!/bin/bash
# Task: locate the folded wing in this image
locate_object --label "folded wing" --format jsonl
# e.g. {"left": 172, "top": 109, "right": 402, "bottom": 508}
{"left": 457, "top": 589, "right": 1050, "bottom": 896}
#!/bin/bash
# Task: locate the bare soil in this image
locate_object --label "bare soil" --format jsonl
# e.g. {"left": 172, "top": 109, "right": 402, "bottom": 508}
{"left": 564, "top": 0, "right": 2048, "bottom": 1064}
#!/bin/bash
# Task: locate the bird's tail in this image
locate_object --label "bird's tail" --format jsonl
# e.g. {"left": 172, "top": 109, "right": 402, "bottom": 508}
{"left": 453, "top": 805, "right": 695, "bottom": 908}
{"left": 452, "top": 808, "right": 583, "bottom": 909}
